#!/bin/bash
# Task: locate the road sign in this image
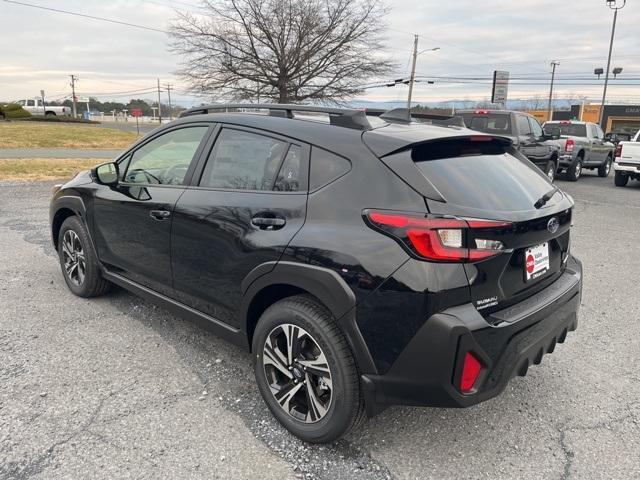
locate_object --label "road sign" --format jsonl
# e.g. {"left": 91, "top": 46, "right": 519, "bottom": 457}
{"left": 492, "top": 70, "right": 510, "bottom": 104}
{"left": 131, "top": 108, "right": 143, "bottom": 118}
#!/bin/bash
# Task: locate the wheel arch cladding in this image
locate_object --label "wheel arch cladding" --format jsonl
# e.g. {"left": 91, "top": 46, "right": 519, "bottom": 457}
{"left": 51, "top": 195, "right": 87, "bottom": 249}
{"left": 241, "top": 261, "right": 377, "bottom": 375}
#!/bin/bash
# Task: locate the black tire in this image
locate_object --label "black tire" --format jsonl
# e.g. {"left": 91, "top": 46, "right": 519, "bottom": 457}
{"left": 544, "top": 160, "right": 557, "bottom": 183}
{"left": 45, "top": 111, "right": 56, "bottom": 117}
{"left": 0, "top": 113, "right": 5, "bottom": 120}
{"left": 598, "top": 155, "right": 613, "bottom": 177}
{"left": 567, "top": 155, "right": 583, "bottom": 182}
{"left": 614, "top": 171, "right": 629, "bottom": 187}
{"left": 57, "top": 216, "right": 111, "bottom": 297}
{"left": 252, "top": 295, "right": 365, "bottom": 443}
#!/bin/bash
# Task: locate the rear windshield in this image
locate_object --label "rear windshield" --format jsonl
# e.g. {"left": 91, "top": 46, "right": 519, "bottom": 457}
{"left": 461, "top": 114, "right": 512, "bottom": 135}
{"left": 551, "top": 123, "right": 587, "bottom": 137}
{"left": 413, "top": 139, "right": 555, "bottom": 212}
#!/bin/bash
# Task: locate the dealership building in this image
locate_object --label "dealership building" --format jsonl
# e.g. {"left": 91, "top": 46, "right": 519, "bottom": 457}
{"left": 530, "top": 104, "right": 640, "bottom": 134}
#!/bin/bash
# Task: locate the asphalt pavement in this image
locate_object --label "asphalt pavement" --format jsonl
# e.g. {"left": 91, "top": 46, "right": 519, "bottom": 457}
{"left": 1, "top": 170, "right": 639, "bottom": 480}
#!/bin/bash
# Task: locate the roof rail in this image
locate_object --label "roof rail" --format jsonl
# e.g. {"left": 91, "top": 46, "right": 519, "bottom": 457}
{"left": 179, "top": 103, "right": 372, "bottom": 131}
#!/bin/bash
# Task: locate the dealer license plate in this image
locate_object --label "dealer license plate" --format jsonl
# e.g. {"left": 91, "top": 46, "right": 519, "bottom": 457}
{"left": 525, "top": 243, "right": 549, "bottom": 282}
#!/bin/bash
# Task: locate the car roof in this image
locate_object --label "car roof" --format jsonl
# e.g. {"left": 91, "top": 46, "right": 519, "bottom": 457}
{"left": 170, "top": 111, "right": 494, "bottom": 159}
{"left": 457, "top": 109, "right": 516, "bottom": 115}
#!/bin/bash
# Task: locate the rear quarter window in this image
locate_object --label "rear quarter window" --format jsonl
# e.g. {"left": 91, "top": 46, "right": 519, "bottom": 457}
{"left": 309, "top": 147, "right": 351, "bottom": 191}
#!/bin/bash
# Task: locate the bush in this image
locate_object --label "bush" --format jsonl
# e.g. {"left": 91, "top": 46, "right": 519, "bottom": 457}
{"left": 0, "top": 104, "right": 31, "bottom": 119}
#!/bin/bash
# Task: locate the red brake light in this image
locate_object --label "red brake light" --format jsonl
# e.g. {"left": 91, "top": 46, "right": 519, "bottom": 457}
{"left": 560, "top": 121, "right": 571, "bottom": 124}
{"left": 460, "top": 352, "right": 482, "bottom": 393}
{"left": 469, "top": 136, "right": 493, "bottom": 142}
{"left": 615, "top": 144, "right": 623, "bottom": 158}
{"left": 474, "top": 110, "right": 489, "bottom": 115}
{"left": 365, "top": 211, "right": 511, "bottom": 263}
{"left": 565, "top": 139, "right": 575, "bottom": 152}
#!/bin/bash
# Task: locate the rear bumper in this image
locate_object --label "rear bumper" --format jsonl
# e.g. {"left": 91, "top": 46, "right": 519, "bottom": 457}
{"left": 361, "top": 256, "right": 582, "bottom": 414}
{"left": 558, "top": 154, "right": 576, "bottom": 167}
{"left": 614, "top": 162, "right": 640, "bottom": 173}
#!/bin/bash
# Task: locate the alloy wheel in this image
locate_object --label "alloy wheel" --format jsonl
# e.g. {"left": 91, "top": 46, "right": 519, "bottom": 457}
{"left": 547, "top": 165, "right": 556, "bottom": 182}
{"left": 605, "top": 159, "right": 612, "bottom": 175}
{"left": 61, "top": 230, "right": 86, "bottom": 286}
{"left": 262, "top": 323, "right": 333, "bottom": 423}
{"left": 575, "top": 161, "right": 582, "bottom": 179}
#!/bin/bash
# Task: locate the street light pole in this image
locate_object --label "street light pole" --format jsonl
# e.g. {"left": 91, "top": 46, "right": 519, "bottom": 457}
{"left": 406, "top": 36, "right": 439, "bottom": 110}
{"left": 599, "top": 0, "right": 626, "bottom": 127}
{"left": 547, "top": 61, "right": 560, "bottom": 122}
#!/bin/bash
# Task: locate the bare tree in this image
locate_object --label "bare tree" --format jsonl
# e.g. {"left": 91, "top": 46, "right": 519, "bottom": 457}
{"left": 169, "top": 0, "right": 394, "bottom": 103}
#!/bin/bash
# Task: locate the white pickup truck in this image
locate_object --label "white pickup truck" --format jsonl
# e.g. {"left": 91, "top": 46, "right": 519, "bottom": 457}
{"left": 614, "top": 130, "right": 640, "bottom": 187}
{"left": 15, "top": 98, "right": 72, "bottom": 117}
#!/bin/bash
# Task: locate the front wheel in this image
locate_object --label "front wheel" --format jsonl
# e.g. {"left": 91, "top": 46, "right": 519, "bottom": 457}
{"left": 614, "top": 171, "right": 629, "bottom": 187}
{"left": 598, "top": 156, "right": 613, "bottom": 177}
{"left": 58, "top": 216, "right": 111, "bottom": 297}
{"left": 545, "top": 160, "right": 557, "bottom": 182}
{"left": 252, "top": 295, "right": 365, "bottom": 443}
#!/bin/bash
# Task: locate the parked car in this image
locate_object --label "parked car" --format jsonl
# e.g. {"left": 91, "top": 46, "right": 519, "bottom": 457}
{"left": 543, "top": 120, "right": 615, "bottom": 182}
{"left": 458, "top": 109, "right": 560, "bottom": 181}
{"left": 0, "top": 103, "right": 31, "bottom": 120}
{"left": 15, "top": 98, "right": 71, "bottom": 117}
{"left": 50, "top": 104, "right": 582, "bottom": 443}
{"left": 613, "top": 129, "right": 640, "bottom": 187}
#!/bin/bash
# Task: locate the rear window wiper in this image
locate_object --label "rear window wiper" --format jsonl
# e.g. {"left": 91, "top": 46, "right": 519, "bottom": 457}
{"left": 534, "top": 186, "right": 559, "bottom": 209}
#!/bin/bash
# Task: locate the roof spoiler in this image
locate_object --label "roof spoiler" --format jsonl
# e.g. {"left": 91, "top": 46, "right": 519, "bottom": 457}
{"left": 367, "top": 108, "right": 465, "bottom": 127}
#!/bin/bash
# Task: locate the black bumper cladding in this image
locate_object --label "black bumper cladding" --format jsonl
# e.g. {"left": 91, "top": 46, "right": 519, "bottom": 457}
{"left": 361, "top": 256, "right": 582, "bottom": 414}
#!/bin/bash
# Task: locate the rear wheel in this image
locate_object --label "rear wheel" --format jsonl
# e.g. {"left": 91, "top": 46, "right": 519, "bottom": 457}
{"left": 58, "top": 216, "right": 111, "bottom": 297}
{"left": 45, "top": 111, "right": 56, "bottom": 117}
{"left": 598, "top": 155, "right": 613, "bottom": 177}
{"left": 614, "top": 171, "right": 629, "bottom": 187}
{"left": 567, "top": 156, "right": 583, "bottom": 182}
{"left": 252, "top": 295, "right": 364, "bottom": 443}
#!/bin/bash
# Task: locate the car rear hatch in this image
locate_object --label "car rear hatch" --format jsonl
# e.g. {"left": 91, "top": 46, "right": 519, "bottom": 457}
{"left": 363, "top": 127, "right": 574, "bottom": 318}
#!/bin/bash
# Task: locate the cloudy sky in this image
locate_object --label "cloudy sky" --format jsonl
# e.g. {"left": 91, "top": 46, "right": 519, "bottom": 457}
{"left": 1, "top": 0, "right": 639, "bottom": 107}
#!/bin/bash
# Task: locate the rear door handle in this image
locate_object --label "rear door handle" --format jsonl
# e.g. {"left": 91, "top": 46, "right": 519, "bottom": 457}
{"left": 149, "top": 210, "right": 171, "bottom": 221}
{"left": 252, "top": 216, "right": 286, "bottom": 230}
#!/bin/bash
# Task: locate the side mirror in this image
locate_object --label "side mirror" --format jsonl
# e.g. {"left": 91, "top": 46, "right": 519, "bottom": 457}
{"left": 93, "top": 162, "right": 119, "bottom": 186}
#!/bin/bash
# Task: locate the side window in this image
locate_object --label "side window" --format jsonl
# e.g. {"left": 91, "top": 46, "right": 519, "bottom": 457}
{"left": 274, "top": 145, "right": 302, "bottom": 192}
{"left": 516, "top": 115, "right": 532, "bottom": 136}
{"left": 200, "top": 128, "right": 287, "bottom": 190}
{"left": 124, "top": 126, "right": 208, "bottom": 185}
{"left": 590, "top": 124, "right": 599, "bottom": 139}
{"left": 310, "top": 147, "right": 351, "bottom": 191}
{"left": 596, "top": 125, "right": 605, "bottom": 139}
{"left": 529, "top": 118, "right": 543, "bottom": 138}
{"left": 26, "top": 100, "right": 35, "bottom": 107}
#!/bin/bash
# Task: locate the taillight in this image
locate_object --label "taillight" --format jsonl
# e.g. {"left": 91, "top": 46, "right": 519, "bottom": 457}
{"left": 474, "top": 109, "right": 489, "bottom": 115}
{"left": 365, "top": 211, "right": 511, "bottom": 263}
{"left": 565, "top": 139, "right": 575, "bottom": 152}
{"left": 615, "top": 144, "right": 623, "bottom": 158}
{"left": 460, "top": 352, "right": 482, "bottom": 393}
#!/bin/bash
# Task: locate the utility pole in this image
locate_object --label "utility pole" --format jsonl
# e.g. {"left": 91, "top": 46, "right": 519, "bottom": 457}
{"left": 407, "top": 35, "right": 419, "bottom": 110}
{"left": 156, "top": 78, "right": 163, "bottom": 124}
{"left": 599, "top": 0, "right": 626, "bottom": 127}
{"left": 69, "top": 74, "right": 78, "bottom": 118}
{"left": 165, "top": 84, "right": 173, "bottom": 121}
{"left": 547, "top": 61, "right": 560, "bottom": 122}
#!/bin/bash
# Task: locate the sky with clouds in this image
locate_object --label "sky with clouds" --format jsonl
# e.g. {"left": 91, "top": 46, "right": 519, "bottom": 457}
{"left": 1, "top": 0, "right": 639, "bottom": 107}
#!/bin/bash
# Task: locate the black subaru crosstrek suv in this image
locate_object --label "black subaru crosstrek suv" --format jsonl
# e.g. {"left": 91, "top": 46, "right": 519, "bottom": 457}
{"left": 50, "top": 104, "right": 582, "bottom": 443}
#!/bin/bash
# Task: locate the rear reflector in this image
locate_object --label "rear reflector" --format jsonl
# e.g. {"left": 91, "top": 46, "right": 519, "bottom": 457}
{"left": 460, "top": 352, "right": 482, "bottom": 393}
{"left": 365, "top": 211, "right": 511, "bottom": 263}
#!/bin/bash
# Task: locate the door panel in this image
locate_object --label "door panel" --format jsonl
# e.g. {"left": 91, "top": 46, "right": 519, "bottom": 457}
{"left": 93, "top": 185, "right": 184, "bottom": 296}
{"left": 171, "top": 190, "right": 307, "bottom": 326}
{"left": 171, "top": 126, "right": 309, "bottom": 327}
{"left": 92, "top": 125, "right": 211, "bottom": 294}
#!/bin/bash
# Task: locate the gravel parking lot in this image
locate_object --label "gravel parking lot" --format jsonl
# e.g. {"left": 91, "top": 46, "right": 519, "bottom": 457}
{"left": 1, "top": 171, "right": 639, "bottom": 480}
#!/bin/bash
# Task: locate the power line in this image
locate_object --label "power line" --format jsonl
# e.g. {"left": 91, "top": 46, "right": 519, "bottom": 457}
{"left": 2, "top": 0, "right": 168, "bottom": 33}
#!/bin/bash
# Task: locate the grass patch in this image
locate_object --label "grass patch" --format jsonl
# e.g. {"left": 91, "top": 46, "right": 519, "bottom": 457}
{"left": 0, "top": 122, "right": 137, "bottom": 149}
{"left": 0, "top": 158, "right": 103, "bottom": 181}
